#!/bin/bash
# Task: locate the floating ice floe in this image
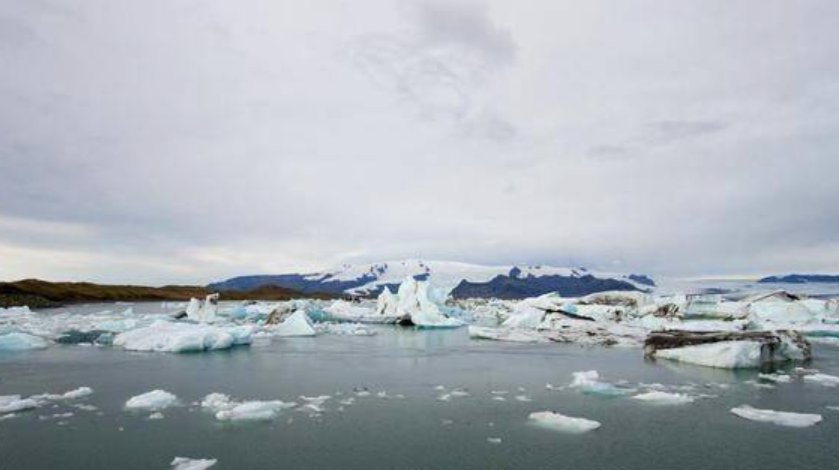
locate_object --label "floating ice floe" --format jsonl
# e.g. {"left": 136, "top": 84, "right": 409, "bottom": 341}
{"left": 803, "top": 373, "right": 839, "bottom": 387}
{"left": 315, "top": 322, "right": 376, "bottom": 336}
{"left": 171, "top": 457, "right": 217, "bottom": 470}
{"left": 632, "top": 391, "right": 695, "bottom": 405}
{"left": 730, "top": 405, "right": 822, "bottom": 428}
{"left": 125, "top": 390, "right": 179, "bottom": 410}
{"left": 569, "top": 371, "right": 635, "bottom": 397}
{"left": 201, "top": 393, "right": 296, "bottom": 421}
{"left": 0, "top": 332, "right": 48, "bottom": 351}
{"left": 529, "top": 411, "right": 601, "bottom": 433}
{"left": 468, "top": 326, "right": 548, "bottom": 343}
{"left": 758, "top": 373, "right": 792, "bottom": 383}
{"left": 113, "top": 321, "right": 253, "bottom": 353}
{"left": 0, "top": 395, "right": 40, "bottom": 414}
{"left": 33, "top": 387, "right": 94, "bottom": 401}
{"left": 1, "top": 386, "right": 95, "bottom": 415}
{"left": 271, "top": 310, "right": 317, "bottom": 337}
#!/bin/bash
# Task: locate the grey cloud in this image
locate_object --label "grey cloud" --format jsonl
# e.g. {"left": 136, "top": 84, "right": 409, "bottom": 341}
{"left": 347, "top": 0, "right": 517, "bottom": 140}
{"left": 1, "top": 0, "right": 839, "bottom": 284}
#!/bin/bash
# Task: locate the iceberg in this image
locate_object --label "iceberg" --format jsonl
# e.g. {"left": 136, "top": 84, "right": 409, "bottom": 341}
{"left": 186, "top": 294, "right": 219, "bottom": 323}
{"left": 113, "top": 321, "right": 252, "bottom": 353}
{"left": 653, "top": 341, "right": 763, "bottom": 369}
{"left": 0, "top": 332, "right": 48, "bottom": 351}
{"left": 375, "top": 277, "right": 465, "bottom": 328}
{"left": 125, "top": 390, "right": 179, "bottom": 410}
{"left": 323, "top": 300, "right": 385, "bottom": 323}
{"left": 201, "top": 393, "right": 295, "bottom": 421}
{"left": 569, "top": 371, "right": 635, "bottom": 397}
{"left": 632, "top": 391, "right": 694, "bottom": 405}
{"left": 171, "top": 457, "right": 217, "bottom": 470}
{"left": 468, "top": 326, "right": 549, "bottom": 343}
{"left": 730, "top": 405, "right": 822, "bottom": 428}
{"left": 271, "top": 310, "right": 317, "bottom": 337}
{"left": 529, "top": 411, "right": 601, "bottom": 433}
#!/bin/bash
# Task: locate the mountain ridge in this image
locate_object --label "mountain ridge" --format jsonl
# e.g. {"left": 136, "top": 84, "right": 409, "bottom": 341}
{"left": 208, "top": 259, "right": 654, "bottom": 299}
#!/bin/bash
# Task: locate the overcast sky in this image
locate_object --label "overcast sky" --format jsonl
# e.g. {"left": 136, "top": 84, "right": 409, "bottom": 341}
{"left": 1, "top": 0, "right": 838, "bottom": 285}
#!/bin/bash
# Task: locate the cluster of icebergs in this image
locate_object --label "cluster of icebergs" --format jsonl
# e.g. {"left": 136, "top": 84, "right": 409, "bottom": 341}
{"left": 2, "top": 279, "right": 839, "bottom": 372}
{"left": 464, "top": 289, "right": 839, "bottom": 369}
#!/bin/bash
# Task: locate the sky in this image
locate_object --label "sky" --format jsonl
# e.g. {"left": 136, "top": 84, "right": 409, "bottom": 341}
{"left": 1, "top": 0, "right": 839, "bottom": 285}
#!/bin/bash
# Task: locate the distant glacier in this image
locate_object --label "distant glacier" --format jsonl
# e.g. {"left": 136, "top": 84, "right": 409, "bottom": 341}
{"left": 207, "top": 260, "right": 654, "bottom": 299}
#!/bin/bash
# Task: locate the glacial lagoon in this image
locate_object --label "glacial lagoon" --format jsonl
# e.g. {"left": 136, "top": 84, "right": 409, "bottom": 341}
{"left": 2, "top": 303, "right": 839, "bottom": 470}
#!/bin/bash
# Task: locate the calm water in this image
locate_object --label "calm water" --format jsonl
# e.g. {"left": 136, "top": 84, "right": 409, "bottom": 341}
{"left": 2, "top": 305, "right": 839, "bottom": 470}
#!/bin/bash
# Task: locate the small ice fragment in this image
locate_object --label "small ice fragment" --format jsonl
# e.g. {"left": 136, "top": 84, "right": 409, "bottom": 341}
{"left": 569, "top": 371, "right": 634, "bottom": 397}
{"left": 758, "top": 373, "right": 792, "bottom": 384}
{"left": 171, "top": 457, "right": 217, "bottom": 470}
{"left": 529, "top": 411, "right": 601, "bottom": 433}
{"left": 201, "top": 393, "right": 295, "bottom": 422}
{"left": 803, "top": 373, "right": 839, "bottom": 387}
{"left": 148, "top": 412, "right": 164, "bottom": 420}
{"left": 746, "top": 380, "right": 775, "bottom": 390}
{"left": 492, "top": 396, "right": 506, "bottom": 402}
{"left": 125, "top": 390, "right": 178, "bottom": 411}
{"left": 340, "top": 397, "right": 355, "bottom": 406}
{"left": 434, "top": 385, "right": 446, "bottom": 391}
{"left": 487, "top": 437, "right": 502, "bottom": 444}
{"left": 437, "top": 393, "right": 451, "bottom": 402}
{"left": 450, "top": 389, "right": 470, "bottom": 397}
{"left": 490, "top": 390, "right": 509, "bottom": 396}
{"left": 730, "top": 405, "right": 822, "bottom": 427}
{"left": 632, "top": 391, "right": 695, "bottom": 405}
{"left": 514, "top": 395, "right": 532, "bottom": 402}
{"left": 441, "top": 419, "right": 454, "bottom": 426}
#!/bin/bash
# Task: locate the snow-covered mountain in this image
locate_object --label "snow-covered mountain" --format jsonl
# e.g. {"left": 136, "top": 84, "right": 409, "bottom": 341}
{"left": 207, "top": 260, "right": 654, "bottom": 299}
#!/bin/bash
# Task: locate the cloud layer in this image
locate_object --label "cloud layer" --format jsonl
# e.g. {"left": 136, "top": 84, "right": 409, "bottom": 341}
{"left": 1, "top": 0, "right": 838, "bottom": 284}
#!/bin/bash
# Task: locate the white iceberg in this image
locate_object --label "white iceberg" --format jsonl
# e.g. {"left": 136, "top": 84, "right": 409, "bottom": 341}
{"left": 125, "top": 390, "right": 179, "bottom": 410}
{"left": 171, "top": 457, "right": 217, "bottom": 470}
{"left": 653, "top": 341, "right": 763, "bottom": 369}
{"left": 201, "top": 393, "right": 295, "bottom": 421}
{"left": 468, "top": 326, "right": 548, "bottom": 343}
{"left": 529, "top": 411, "right": 601, "bottom": 433}
{"left": 632, "top": 391, "right": 695, "bottom": 405}
{"left": 271, "top": 310, "right": 317, "bottom": 337}
{"left": 185, "top": 294, "right": 219, "bottom": 323}
{"left": 0, "top": 332, "right": 48, "bottom": 351}
{"left": 113, "top": 321, "right": 252, "bottom": 353}
{"left": 323, "top": 300, "right": 385, "bottom": 323}
{"left": 375, "top": 278, "right": 465, "bottom": 328}
{"left": 730, "top": 405, "right": 822, "bottom": 428}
